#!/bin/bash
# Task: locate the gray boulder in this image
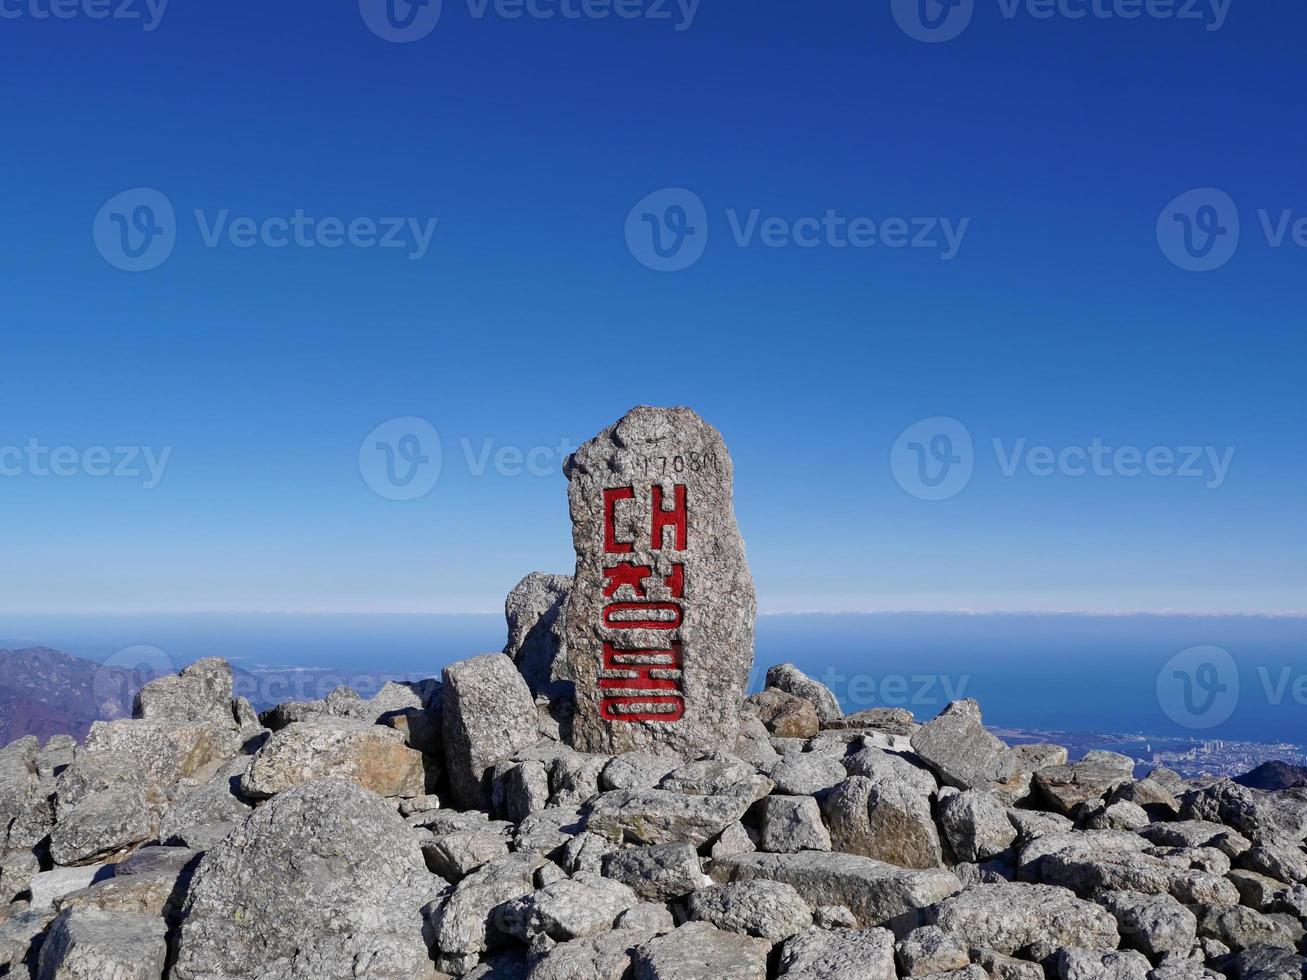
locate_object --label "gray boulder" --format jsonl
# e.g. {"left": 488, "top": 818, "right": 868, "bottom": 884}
{"left": 241, "top": 719, "right": 426, "bottom": 799}
{"left": 497, "top": 873, "right": 639, "bottom": 945}
{"left": 35, "top": 908, "right": 166, "bottom": 980}
{"left": 938, "top": 789, "right": 1017, "bottom": 862}
{"left": 172, "top": 779, "right": 441, "bottom": 980}
{"left": 1033, "top": 752, "right": 1137, "bottom": 816}
{"left": 927, "top": 882, "right": 1120, "bottom": 961}
{"left": 657, "top": 756, "right": 773, "bottom": 801}
{"left": 1097, "top": 890, "right": 1198, "bottom": 958}
{"left": 909, "top": 701, "right": 1018, "bottom": 793}
{"left": 562, "top": 406, "right": 756, "bottom": 757}
{"left": 777, "top": 926, "right": 897, "bottom": 980}
{"left": 504, "top": 572, "right": 572, "bottom": 700}
{"left": 766, "top": 753, "right": 848, "bottom": 796}
{"left": 686, "top": 880, "right": 813, "bottom": 941}
{"left": 744, "top": 691, "right": 820, "bottom": 739}
{"left": 1055, "top": 948, "right": 1151, "bottom": 980}
{"left": 753, "top": 795, "right": 832, "bottom": 853}
{"left": 711, "top": 851, "right": 961, "bottom": 930}
{"left": 823, "top": 777, "right": 942, "bottom": 868}
{"left": 765, "top": 664, "right": 843, "bottom": 724}
{"left": 443, "top": 654, "right": 541, "bottom": 810}
{"left": 632, "top": 921, "right": 771, "bottom": 980}
{"left": 601, "top": 842, "right": 706, "bottom": 901}
{"left": 895, "top": 925, "right": 970, "bottom": 976}
{"left": 600, "top": 753, "right": 680, "bottom": 793}
{"left": 585, "top": 790, "right": 751, "bottom": 846}
{"left": 427, "top": 851, "right": 548, "bottom": 972}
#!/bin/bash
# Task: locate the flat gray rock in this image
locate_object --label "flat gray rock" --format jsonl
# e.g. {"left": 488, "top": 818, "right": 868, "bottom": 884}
{"left": 241, "top": 719, "right": 426, "bottom": 800}
{"left": 777, "top": 926, "right": 896, "bottom": 980}
{"left": 926, "top": 882, "right": 1119, "bottom": 961}
{"left": 35, "top": 908, "right": 167, "bottom": 980}
{"left": 686, "top": 879, "right": 812, "bottom": 941}
{"left": 601, "top": 842, "right": 706, "bottom": 901}
{"left": 710, "top": 851, "right": 961, "bottom": 931}
{"left": 753, "top": 795, "right": 832, "bottom": 853}
{"left": 562, "top": 406, "right": 756, "bottom": 758}
{"left": 585, "top": 789, "right": 751, "bottom": 846}
{"left": 632, "top": 921, "right": 770, "bottom": 980}
{"left": 937, "top": 789, "right": 1017, "bottom": 862}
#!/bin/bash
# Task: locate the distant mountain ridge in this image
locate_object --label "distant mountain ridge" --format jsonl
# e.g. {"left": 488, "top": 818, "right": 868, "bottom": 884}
{"left": 0, "top": 645, "right": 116, "bottom": 744}
{"left": 1235, "top": 759, "right": 1307, "bottom": 790}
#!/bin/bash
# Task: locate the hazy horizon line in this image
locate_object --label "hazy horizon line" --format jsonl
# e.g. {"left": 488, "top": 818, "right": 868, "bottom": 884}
{"left": 1, "top": 607, "right": 1304, "bottom": 619}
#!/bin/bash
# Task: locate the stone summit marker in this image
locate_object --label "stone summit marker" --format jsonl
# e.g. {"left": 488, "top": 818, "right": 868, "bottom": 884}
{"left": 562, "top": 406, "right": 756, "bottom": 756}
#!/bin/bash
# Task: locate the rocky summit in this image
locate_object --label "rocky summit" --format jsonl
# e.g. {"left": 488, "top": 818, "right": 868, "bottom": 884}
{"left": 2, "top": 407, "right": 1306, "bottom": 979}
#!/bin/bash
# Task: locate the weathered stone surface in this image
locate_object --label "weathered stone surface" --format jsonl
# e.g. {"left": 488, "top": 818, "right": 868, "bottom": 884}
{"left": 1098, "top": 890, "right": 1197, "bottom": 958}
{"left": 1033, "top": 752, "right": 1137, "bottom": 816}
{"left": 28, "top": 866, "right": 113, "bottom": 912}
{"left": 777, "top": 926, "right": 897, "bottom": 980}
{"left": 657, "top": 756, "right": 773, "bottom": 801}
{"left": 562, "top": 406, "right": 756, "bottom": 758}
{"left": 895, "top": 925, "right": 970, "bottom": 976}
{"left": 686, "top": 880, "right": 812, "bottom": 941}
{"left": 494, "top": 760, "right": 551, "bottom": 823}
{"left": 822, "top": 777, "right": 942, "bottom": 869}
{"left": 1084, "top": 800, "right": 1150, "bottom": 832}
{"left": 240, "top": 719, "right": 425, "bottom": 799}
{"left": 443, "top": 654, "right": 541, "bottom": 810}
{"left": 631, "top": 921, "right": 770, "bottom": 980}
{"left": 585, "top": 790, "right": 751, "bottom": 846}
{"left": 1024, "top": 831, "right": 1240, "bottom": 906}
{"left": 765, "top": 664, "right": 843, "bottom": 725}
{"left": 57, "top": 848, "right": 199, "bottom": 924}
{"left": 1, "top": 737, "right": 39, "bottom": 832}
{"left": 504, "top": 572, "right": 573, "bottom": 700}
{"left": 36, "top": 908, "right": 167, "bottom": 980}
{"left": 601, "top": 843, "right": 706, "bottom": 901}
{"left": 744, "top": 691, "right": 820, "bottom": 739}
{"left": 1055, "top": 948, "right": 1151, "bottom": 980}
{"left": 710, "top": 821, "right": 756, "bottom": 861}
{"left": 133, "top": 657, "right": 244, "bottom": 732}
{"left": 1138, "top": 820, "right": 1250, "bottom": 858}
{"left": 973, "top": 949, "right": 1044, "bottom": 980}
{"left": 424, "top": 830, "right": 511, "bottom": 882}
{"left": 937, "top": 790, "right": 1016, "bottom": 862}
{"left": 753, "top": 795, "right": 832, "bottom": 853}
{"left": 618, "top": 904, "right": 676, "bottom": 934}
{"left": 50, "top": 770, "right": 158, "bottom": 868}
{"left": 1, "top": 849, "right": 39, "bottom": 904}
{"left": 526, "top": 927, "right": 655, "bottom": 980}
{"left": 910, "top": 701, "right": 1017, "bottom": 792}
{"left": 844, "top": 743, "right": 938, "bottom": 797}
{"left": 514, "top": 806, "right": 586, "bottom": 857}
{"left": 813, "top": 904, "right": 858, "bottom": 928}
{"left": 1240, "top": 842, "right": 1307, "bottom": 884}
{"left": 548, "top": 752, "right": 608, "bottom": 809}
{"left": 600, "top": 753, "right": 681, "bottom": 793}
{"left": 927, "top": 882, "right": 1119, "bottom": 961}
{"left": 0, "top": 907, "right": 56, "bottom": 976}
{"left": 1179, "top": 782, "right": 1293, "bottom": 847}
{"left": 1196, "top": 904, "right": 1300, "bottom": 951}
{"left": 1234, "top": 945, "right": 1307, "bottom": 980}
{"left": 173, "top": 779, "right": 440, "bottom": 980}
{"left": 428, "top": 851, "right": 548, "bottom": 968}
{"left": 1011, "top": 743, "right": 1068, "bottom": 772}
{"left": 711, "top": 851, "right": 961, "bottom": 930}
{"left": 1112, "top": 777, "right": 1180, "bottom": 818}
{"left": 83, "top": 720, "right": 231, "bottom": 797}
{"left": 158, "top": 755, "right": 254, "bottom": 847}
{"left": 498, "top": 873, "right": 639, "bottom": 944}
{"left": 766, "top": 753, "right": 847, "bottom": 796}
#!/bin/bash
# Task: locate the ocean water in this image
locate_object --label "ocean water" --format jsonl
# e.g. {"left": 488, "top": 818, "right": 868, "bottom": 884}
{"left": 3, "top": 612, "right": 1304, "bottom": 744}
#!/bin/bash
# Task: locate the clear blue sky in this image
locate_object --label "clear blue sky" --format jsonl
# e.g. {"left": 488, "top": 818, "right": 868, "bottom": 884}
{"left": 1, "top": 0, "right": 1303, "bottom": 616}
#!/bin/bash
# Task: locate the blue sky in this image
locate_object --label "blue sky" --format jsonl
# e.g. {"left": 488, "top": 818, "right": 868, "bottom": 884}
{"left": 0, "top": 0, "right": 1303, "bottom": 616}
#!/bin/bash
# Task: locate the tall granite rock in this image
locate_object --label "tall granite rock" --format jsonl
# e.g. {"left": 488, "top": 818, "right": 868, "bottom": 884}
{"left": 561, "top": 406, "right": 756, "bottom": 757}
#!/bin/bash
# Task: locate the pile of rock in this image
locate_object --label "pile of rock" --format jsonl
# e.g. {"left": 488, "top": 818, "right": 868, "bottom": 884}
{"left": 0, "top": 406, "right": 1303, "bottom": 979}
{"left": 3, "top": 644, "right": 1305, "bottom": 979}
